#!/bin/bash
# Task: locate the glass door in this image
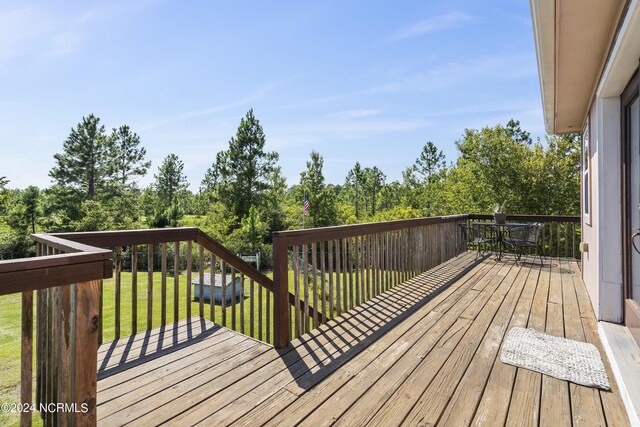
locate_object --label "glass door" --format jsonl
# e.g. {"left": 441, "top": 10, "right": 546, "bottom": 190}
{"left": 623, "top": 69, "right": 640, "bottom": 345}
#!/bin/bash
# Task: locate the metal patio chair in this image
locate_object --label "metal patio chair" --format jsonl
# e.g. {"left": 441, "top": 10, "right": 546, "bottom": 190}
{"left": 503, "top": 222, "right": 545, "bottom": 264}
{"left": 460, "top": 223, "right": 496, "bottom": 259}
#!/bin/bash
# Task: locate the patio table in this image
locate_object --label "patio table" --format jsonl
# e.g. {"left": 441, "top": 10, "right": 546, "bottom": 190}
{"left": 473, "top": 222, "right": 530, "bottom": 260}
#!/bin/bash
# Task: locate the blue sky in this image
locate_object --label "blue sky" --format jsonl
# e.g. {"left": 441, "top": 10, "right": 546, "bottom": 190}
{"left": 0, "top": 0, "right": 543, "bottom": 190}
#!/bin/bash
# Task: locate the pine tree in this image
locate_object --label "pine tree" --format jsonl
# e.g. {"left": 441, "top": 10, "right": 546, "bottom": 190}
{"left": 106, "top": 125, "right": 151, "bottom": 188}
{"left": 154, "top": 154, "right": 188, "bottom": 208}
{"left": 363, "top": 166, "right": 386, "bottom": 215}
{"left": 345, "top": 162, "right": 364, "bottom": 218}
{"left": 300, "top": 151, "right": 337, "bottom": 227}
{"left": 414, "top": 141, "right": 446, "bottom": 184}
{"left": 221, "top": 109, "right": 278, "bottom": 221}
{"left": 200, "top": 150, "right": 228, "bottom": 202}
{"left": 49, "top": 114, "right": 108, "bottom": 200}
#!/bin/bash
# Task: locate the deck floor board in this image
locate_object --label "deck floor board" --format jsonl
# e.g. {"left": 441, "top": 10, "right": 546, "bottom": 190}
{"left": 96, "top": 252, "right": 630, "bottom": 426}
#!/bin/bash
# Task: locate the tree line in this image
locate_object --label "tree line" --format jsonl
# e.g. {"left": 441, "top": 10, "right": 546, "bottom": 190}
{"left": 0, "top": 111, "right": 580, "bottom": 266}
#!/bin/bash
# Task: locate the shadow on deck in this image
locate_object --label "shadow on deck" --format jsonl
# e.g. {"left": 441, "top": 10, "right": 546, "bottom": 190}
{"left": 96, "top": 252, "right": 630, "bottom": 426}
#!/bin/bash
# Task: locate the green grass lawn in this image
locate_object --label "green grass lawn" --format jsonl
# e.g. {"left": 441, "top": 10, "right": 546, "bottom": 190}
{"left": 100, "top": 270, "right": 278, "bottom": 343}
{"left": 0, "top": 292, "right": 33, "bottom": 427}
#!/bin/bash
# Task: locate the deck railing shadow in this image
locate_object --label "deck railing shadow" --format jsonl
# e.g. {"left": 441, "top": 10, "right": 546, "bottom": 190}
{"left": 96, "top": 317, "right": 217, "bottom": 379}
{"left": 278, "top": 252, "right": 484, "bottom": 390}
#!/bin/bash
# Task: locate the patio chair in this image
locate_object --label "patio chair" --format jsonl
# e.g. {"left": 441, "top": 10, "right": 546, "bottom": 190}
{"left": 459, "top": 223, "right": 496, "bottom": 259}
{"left": 503, "top": 222, "right": 545, "bottom": 264}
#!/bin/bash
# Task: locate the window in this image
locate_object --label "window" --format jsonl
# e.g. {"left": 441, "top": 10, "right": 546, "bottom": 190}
{"left": 583, "top": 118, "right": 591, "bottom": 225}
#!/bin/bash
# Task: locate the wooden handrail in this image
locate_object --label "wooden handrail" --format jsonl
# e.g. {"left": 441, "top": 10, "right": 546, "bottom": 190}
{"left": 0, "top": 236, "right": 112, "bottom": 297}
{"left": 196, "top": 230, "right": 326, "bottom": 324}
{"left": 195, "top": 230, "right": 274, "bottom": 292}
{"left": 272, "top": 214, "right": 469, "bottom": 246}
{"left": 50, "top": 227, "right": 200, "bottom": 247}
{"left": 468, "top": 214, "right": 580, "bottom": 222}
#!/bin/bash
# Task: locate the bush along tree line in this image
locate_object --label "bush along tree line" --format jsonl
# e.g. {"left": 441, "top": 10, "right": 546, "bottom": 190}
{"left": 0, "top": 112, "right": 580, "bottom": 266}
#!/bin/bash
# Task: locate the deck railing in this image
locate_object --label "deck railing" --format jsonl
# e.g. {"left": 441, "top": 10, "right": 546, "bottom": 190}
{"left": 39, "top": 228, "right": 284, "bottom": 345}
{"left": 1, "top": 213, "right": 582, "bottom": 425}
{"left": 467, "top": 214, "right": 581, "bottom": 259}
{"left": 271, "top": 215, "right": 468, "bottom": 348}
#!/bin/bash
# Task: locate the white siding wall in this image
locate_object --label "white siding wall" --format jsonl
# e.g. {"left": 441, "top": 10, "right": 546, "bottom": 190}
{"left": 583, "top": 98, "right": 624, "bottom": 323}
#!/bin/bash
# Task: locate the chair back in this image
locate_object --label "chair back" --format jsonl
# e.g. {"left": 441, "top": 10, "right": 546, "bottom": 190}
{"left": 508, "top": 223, "right": 544, "bottom": 243}
{"left": 528, "top": 222, "right": 544, "bottom": 244}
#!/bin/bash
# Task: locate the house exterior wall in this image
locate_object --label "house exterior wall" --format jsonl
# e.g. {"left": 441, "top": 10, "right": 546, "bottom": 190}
{"left": 587, "top": 98, "right": 624, "bottom": 323}
{"left": 582, "top": 104, "right": 600, "bottom": 318}
{"left": 581, "top": 0, "right": 640, "bottom": 323}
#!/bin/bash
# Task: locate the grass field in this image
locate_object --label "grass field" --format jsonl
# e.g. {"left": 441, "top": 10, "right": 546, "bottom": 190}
{"left": 99, "top": 270, "right": 278, "bottom": 343}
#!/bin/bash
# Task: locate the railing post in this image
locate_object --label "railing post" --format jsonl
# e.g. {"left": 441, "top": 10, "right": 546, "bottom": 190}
{"left": 272, "top": 234, "right": 290, "bottom": 348}
{"left": 74, "top": 279, "right": 100, "bottom": 425}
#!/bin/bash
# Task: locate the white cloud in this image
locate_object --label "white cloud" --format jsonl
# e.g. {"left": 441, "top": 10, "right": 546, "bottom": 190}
{"left": 389, "top": 12, "right": 473, "bottom": 41}
{"left": 0, "top": 2, "right": 155, "bottom": 63}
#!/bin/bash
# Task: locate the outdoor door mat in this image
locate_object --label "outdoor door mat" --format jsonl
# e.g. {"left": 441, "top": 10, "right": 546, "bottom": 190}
{"left": 500, "top": 327, "right": 611, "bottom": 390}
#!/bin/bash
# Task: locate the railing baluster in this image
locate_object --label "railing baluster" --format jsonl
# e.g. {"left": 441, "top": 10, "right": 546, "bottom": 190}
{"left": 346, "top": 238, "right": 351, "bottom": 308}
{"left": 384, "top": 232, "right": 389, "bottom": 291}
{"left": 365, "top": 234, "right": 370, "bottom": 301}
{"left": 557, "top": 223, "right": 561, "bottom": 258}
{"left": 571, "top": 222, "right": 576, "bottom": 258}
{"left": 218, "top": 257, "right": 224, "bottom": 325}
{"left": 115, "top": 246, "right": 122, "bottom": 339}
{"left": 258, "top": 280, "right": 263, "bottom": 341}
{"left": 174, "top": 241, "right": 180, "bottom": 323}
{"left": 21, "top": 289, "right": 33, "bottom": 427}
{"left": 354, "top": 236, "right": 360, "bottom": 306}
{"left": 320, "top": 241, "right": 327, "bottom": 324}
{"left": 302, "top": 244, "right": 309, "bottom": 333}
{"left": 374, "top": 233, "right": 379, "bottom": 296}
{"left": 147, "top": 244, "right": 153, "bottom": 331}
{"left": 311, "top": 242, "right": 319, "bottom": 328}
{"left": 293, "top": 245, "right": 301, "bottom": 337}
{"left": 214, "top": 253, "right": 219, "bottom": 326}
{"left": 328, "top": 240, "right": 334, "bottom": 320}
{"left": 98, "top": 278, "right": 103, "bottom": 345}
{"left": 240, "top": 273, "right": 245, "bottom": 335}
{"left": 161, "top": 243, "right": 167, "bottom": 326}
{"left": 186, "top": 241, "right": 192, "bottom": 319}
{"left": 335, "top": 239, "right": 342, "bottom": 316}
{"left": 198, "top": 245, "right": 204, "bottom": 318}
{"left": 266, "top": 290, "right": 271, "bottom": 344}
{"left": 250, "top": 278, "right": 255, "bottom": 338}
{"left": 132, "top": 245, "right": 138, "bottom": 335}
{"left": 231, "top": 267, "right": 237, "bottom": 331}
{"left": 348, "top": 238, "right": 354, "bottom": 310}
{"left": 396, "top": 230, "right": 400, "bottom": 284}
{"left": 341, "top": 238, "right": 348, "bottom": 311}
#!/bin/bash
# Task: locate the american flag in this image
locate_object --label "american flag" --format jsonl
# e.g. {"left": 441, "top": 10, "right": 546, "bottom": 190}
{"left": 303, "top": 192, "right": 310, "bottom": 216}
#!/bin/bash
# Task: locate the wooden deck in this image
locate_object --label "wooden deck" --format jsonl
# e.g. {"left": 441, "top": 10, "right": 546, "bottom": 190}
{"left": 96, "top": 252, "right": 630, "bottom": 426}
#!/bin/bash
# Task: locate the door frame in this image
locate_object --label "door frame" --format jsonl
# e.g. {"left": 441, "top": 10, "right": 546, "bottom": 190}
{"left": 621, "top": 67, "right": 640, "bottom": 344}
